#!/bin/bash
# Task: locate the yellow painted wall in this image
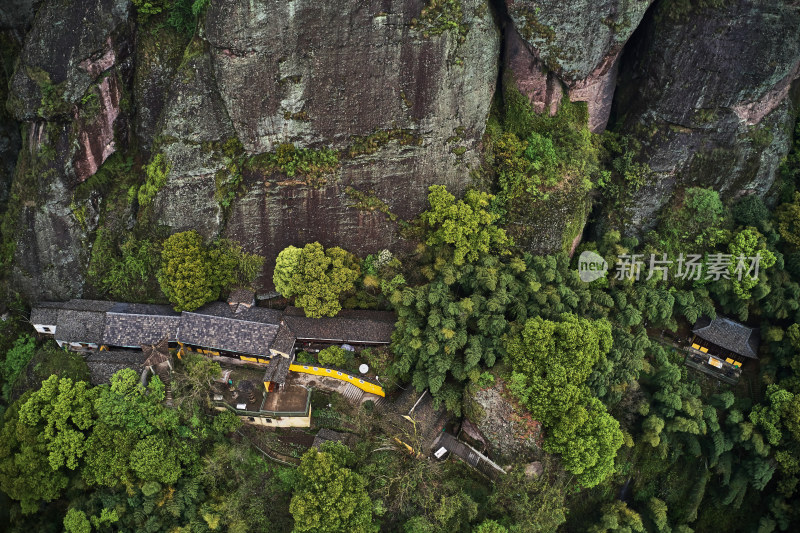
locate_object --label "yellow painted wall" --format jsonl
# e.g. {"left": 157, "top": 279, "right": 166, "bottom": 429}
{"left": 289, "top": 364, "right": 385, "bottom": 397}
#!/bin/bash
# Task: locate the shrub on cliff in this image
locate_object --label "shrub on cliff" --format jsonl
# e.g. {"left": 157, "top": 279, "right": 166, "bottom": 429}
{"left": 132, "top": 0, "right": 210, "bottom": 36}
{"left": 131, "top": 0, "right": 172, "bottom": 19}
{"left": 137, "top": 153, "right": 170, "bottom": 209}
{"left": 157, "top": 231, "right": 264, "bottom": 312}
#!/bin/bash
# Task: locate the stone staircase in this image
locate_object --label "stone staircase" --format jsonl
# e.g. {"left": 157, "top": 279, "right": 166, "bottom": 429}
{"left": 342, "top": 383, "right": 362, "bottom": 404}
{"left": 433, "top": 432, "right": 506, "bottom": 480}
{"left": 371, "top": 395, "right": 388, "bottom": 410}
{"left": 155, "top": 366, "right": 173, "bottom": 407}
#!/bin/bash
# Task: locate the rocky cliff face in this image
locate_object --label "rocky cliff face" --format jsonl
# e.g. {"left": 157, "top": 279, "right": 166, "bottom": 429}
{"left": 3, "top": 0, "right": 132, "bottom": 300}
{"left": 2, "top": 0, "right": 799, "bottom": 300}
{"left": 611, "top": 0, "right": 800, "bottom": 231}
{"left": 504, "top": 0, "right": 653, "bottom": 132}
{"left": 153, "top": 0, "right": 500, "bottom": 286}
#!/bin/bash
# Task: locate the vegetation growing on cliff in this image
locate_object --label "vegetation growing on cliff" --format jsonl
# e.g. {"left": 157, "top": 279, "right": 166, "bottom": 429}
{"left": 137, "top": 153, "right": 171, "bottom": 208}
{"left": 248, "top": 143, "right": 339, "bottom": 186}
{"left": 1, "top": 2, "right": 800, "bottom": 530}
{"left": 488, "top": 82, "right": 599, "bottom": 209}
{"left": 132, "top": 0, "right": 210, "bottom": 36}
{"left": 157, "top": 230, "right": 264, "bottom": 311}
{"left": 410, "top": 0, "right": 468, "bottom": 39}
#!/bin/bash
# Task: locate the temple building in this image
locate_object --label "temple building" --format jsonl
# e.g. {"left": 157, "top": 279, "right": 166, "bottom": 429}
{"left": 29, "top": 296, "right": 393, "bottom": 426}
{"left": 685, "top": 316, "right": 760, "bottom": 385}
{"left": 30, "top": 297, "right": 393, "bottom": 362}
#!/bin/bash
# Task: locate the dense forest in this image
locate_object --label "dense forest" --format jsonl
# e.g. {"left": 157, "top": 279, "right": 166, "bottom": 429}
{"left": 2, "top": 0, "right": 800, "bottom": 531}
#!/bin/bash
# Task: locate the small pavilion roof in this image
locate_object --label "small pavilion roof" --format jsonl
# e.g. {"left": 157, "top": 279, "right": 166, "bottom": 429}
{"left": 692, "top": 316, "right": 760, "bottom": 360}
{"left": 143, "top": 338, "right": 171, "bottom": 367}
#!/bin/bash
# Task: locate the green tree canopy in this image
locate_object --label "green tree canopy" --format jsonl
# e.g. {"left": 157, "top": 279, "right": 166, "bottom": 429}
{"left": 420, "top": 185, "right": 511, "bottom": 266}
{"left": 589, "top": 501, "right": 645, "bottom": 533}
{"left": 777, "top": 191, "right": 800, "bottom": 247}
{"left": 544, "top": 397, "right": 624, "bottom": 487}
{"left": 318, "top": 345, "right": 348, "bottom": 367}
{"left": 290, "top": 442, "right": 377, "bottom": 533}
{"left": 504, "top": 314, "right": 612, "bottom": 422}
{"left": 726, "top": 227, "right": 776, "bottom": 300}
{"left": 0, "top": 398, "right": 70, "bottom": 513}
{"left": 391, "top": 253, "right": 534, "bottom": 397}
{"left": 1, "top": 333, "right": 36, "bottom": 400}
{"left": 157, "top": 230, "right": 264, "bottom": 311}
{"left": 274, "top": 245, "right": 302, "bottom": 297}
{"left": 0, "top": 376, "right": 98, "bottom": 513}
{"left": 504, "top": 314, "right": 622, "bottom": 486}
{"left": 274, "top": 242, "right": 361, "bottom": 317}
{"left": 483, "top": 463, "right": 568, "bottom": 532}
{"left": 17, "top": 375, "right": 97, "bottom": 471}
{"left": 130, "top": 434, "right": 182, "bottom": 484}
{"left": 63, "top": 508, "right": 91, "bottom": 533}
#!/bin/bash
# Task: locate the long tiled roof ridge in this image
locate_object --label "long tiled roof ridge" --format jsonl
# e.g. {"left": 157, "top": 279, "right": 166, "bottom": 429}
{"left": 178, "top": 312, "right": 279, "bottom": 356}
{"left": 34, "top": 298, "right": 396, "bottom": 352}
{"left": 181, "top": 310, "right": 254, "bottom": 322}
{"left": 108, "top": 302, "right": 180, "bottom": 315}
{"left": 106, "top": 311, "right": 177, "bottom": 318}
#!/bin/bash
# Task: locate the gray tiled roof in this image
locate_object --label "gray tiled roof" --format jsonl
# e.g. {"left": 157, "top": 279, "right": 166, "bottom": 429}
{"left": 36, "top": 299, "right": 395, "bottom": 358}
{"left": 692, "top": 316, "right": 760, "bottom": 359}
{"left": 85, "top": 350, "right": 147, "bottom": 385}
{"left": 53, "top": 300, "right": 117, "bottom": 344}
{"left": 103, "top": 313, "right": 181, "bottom": 347}
{"left": 30, "top": 302, "right": 64, "bottom": 326}
{"left": 284, "top": 310, "right": 395, "bottom": 344}
{"left": 228, "top": 288, "right": 255, "bottom": 306}
{"left": 179, "top": 311, "right": 279, "bottom": 356}
{"left": 55, "top": 309, "right": 108, "bottom": 344}
{"left": 262, "top": 356, "right": 291, "bottom": 385}
{"left": 62, "top": 299, "right": 118, "bottom": 312}
{"left": 195, "top": 301, "right": 282, "bottom": 324}
{"left": 271, "top": 322, "right": 296, "bottom": 356}
{"left": 108, "top": 302, "right": 179, "bottom": 316}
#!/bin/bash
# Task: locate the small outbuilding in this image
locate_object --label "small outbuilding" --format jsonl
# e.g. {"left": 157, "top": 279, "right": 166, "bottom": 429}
{"left": 685, "top": 316, "right": 759, "bottom": 384}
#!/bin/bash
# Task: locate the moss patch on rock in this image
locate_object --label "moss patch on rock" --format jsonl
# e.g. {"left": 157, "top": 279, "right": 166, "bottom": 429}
{"left": 246, "top": 143, "right": 339, "bottom": 187}
{"left": 346, "top": 128, "right": 423, "bottom": 158}
{"left": 410, "top": 0, "right": 469, "bottom": 39}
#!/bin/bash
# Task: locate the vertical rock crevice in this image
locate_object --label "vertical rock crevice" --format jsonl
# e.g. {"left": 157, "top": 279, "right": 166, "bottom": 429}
{"left": 611, "top": 0, "right": 800, "bottom": 232}
{"left": 500, "top": 0, "right": 654, "bottom": 133}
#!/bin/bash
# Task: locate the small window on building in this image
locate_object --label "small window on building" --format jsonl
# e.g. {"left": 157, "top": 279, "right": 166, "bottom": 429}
{"left": 248, "top": 417, "right": 255, "bottom": 422}
{"left": 265, "top": 419, "right": 272, "bottom": 423}
{"left": 42, "top": 326, "right": 51, "bottom": 333}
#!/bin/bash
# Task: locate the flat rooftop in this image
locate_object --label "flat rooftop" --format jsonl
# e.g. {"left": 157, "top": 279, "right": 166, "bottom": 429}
{"left": 262, "top": 383, "right": 310, "bottom": 413}
{"left": 212, "top": 365, "right": 309, "bottom": 415}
